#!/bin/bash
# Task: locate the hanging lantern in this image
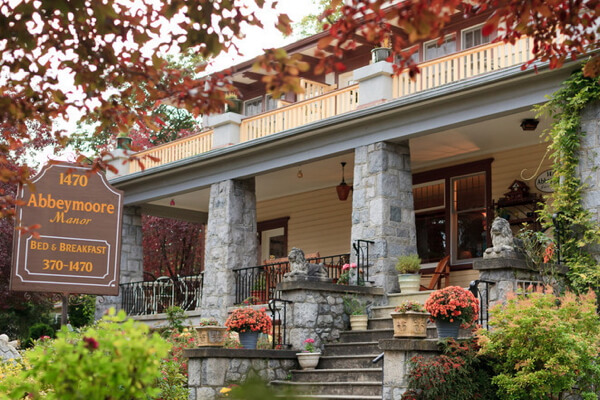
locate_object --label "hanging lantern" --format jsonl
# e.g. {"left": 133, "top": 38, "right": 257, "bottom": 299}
{"left": 336, "top": 162, "right": 352, "bottom": 201}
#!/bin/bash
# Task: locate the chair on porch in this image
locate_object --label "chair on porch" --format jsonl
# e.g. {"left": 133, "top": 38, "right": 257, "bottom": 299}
{"left": 420, "top": 255, "right": 450, "bottom": 291}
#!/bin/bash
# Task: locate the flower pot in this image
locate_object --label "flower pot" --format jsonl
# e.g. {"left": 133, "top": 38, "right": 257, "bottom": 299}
{"left": 371, "top": 47, "right": 392, "bottom": 63}
{"left": 398, "top": 274, "right": 421, "bottom": 293}
{"left": 349, "top": 314, "right": 368, "bottom": 331}
{"left": 238, "top": 331, "right": 260, "bottom": 349}
{"left": 435, "top": 319, "right": 461, "bottom": 339}
{"left": 195, "top": 326, "right": 227, "bottom": 347}
{"left": 296, "top": 352, "right": 321, "bottom": 370}
{"left": 391, "top": 312, "right": 429, "bottom": 338}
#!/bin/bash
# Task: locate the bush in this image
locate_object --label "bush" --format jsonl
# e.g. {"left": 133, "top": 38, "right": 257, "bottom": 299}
{"left": 68, "top": 295, "right": 96, "bottom": 328}
{"left": 402, "top": 338, "right": 498, "bottom": 400}
{"left": 0, "top": 309, "right": 170, "bottom": 400}
{"left": 24, "top": 322, "right": 55, "bottom": 348}
{"left": 478, "top": 290, "right": 600, "bottom": 399}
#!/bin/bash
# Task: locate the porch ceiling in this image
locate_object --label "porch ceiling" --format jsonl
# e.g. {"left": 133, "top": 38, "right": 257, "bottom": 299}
{"left": 148, "top": 108, "right": 549, "bottom": 215}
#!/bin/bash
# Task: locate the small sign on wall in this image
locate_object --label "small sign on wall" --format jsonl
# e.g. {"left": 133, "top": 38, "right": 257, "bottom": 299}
{"left": 10, "top": 163, "right": 124, "bottom": 295}
{"left": 535, "top": 169, "right": 554, "bottom": 193}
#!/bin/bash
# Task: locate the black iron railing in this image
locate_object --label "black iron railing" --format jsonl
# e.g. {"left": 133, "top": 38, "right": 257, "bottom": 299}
{"left": 468, "top": 279, "right": 494, "bottom": 330}
{"left": 354, "top": 239, "right": 374, "bottom": 284}
{"left": 268, "top": 298, "right": 292, "bottom": 349}
{"left": 120, "top": 273, "right": 203, "bottom": 316}
{"left": 233, "top": 254, "right": 350, "bottom": 304}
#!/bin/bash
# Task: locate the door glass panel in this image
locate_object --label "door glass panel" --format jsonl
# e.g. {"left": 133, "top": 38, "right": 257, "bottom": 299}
{"left": 416, "top": 212, "right": 447, "bottom": 263}
{"left": 456, "top": 211, "right": 487, "bottom": 260}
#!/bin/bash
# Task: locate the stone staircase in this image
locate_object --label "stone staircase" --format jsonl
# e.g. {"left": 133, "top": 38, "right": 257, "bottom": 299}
{"left": 271, "top": 292, "right": 435, "bottom": 399}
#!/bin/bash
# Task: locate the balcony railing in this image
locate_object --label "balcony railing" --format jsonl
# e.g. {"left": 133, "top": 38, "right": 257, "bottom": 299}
{"left": 120, "top": 273, "right": 203, "bottom": 316}
{"left": 121, "top": 38, "right": 533, "bottom": 175}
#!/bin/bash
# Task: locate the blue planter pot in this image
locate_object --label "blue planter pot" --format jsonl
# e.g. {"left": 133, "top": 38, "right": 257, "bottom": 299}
{"left": 238, "top": 331, "right": 260, "bottom": 349}
{"left": 435, "top": 319, "right": 461, "bottom": 339}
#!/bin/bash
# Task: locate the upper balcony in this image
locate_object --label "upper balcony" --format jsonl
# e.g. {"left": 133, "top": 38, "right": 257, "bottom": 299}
{"left": 123, "top": 36, "right": 533, "bottom": 175}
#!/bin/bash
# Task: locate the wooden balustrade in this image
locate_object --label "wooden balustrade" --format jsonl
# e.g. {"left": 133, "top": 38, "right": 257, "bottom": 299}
{"left": 393, "top": 37, "right": 533, "bottom": 98}
{"left": 128, "top": 130, "right": 214, "bottom": 174}
{"left": 297, "top": 78, "right": 337, "bottom": 101}
{"left": 240, "top": 84, "right": 359, "bottom": 142}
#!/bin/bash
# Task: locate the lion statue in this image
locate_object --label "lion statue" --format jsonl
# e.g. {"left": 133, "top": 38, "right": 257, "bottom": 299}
{"left": 484, "top": 217, "right": 517, "bottom": 259}
{"left": 283, "top": 247, "right": 329, "bottom": 281}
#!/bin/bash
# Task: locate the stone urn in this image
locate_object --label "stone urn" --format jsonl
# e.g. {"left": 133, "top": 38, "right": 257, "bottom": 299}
{"left": 296, "top": 352, "right": 321, "bottom": 370}
{"left": 195, "top": 326, "right": 227, "bottom": 347}
{"left": 349, "top": 314, "right": 368, "bottom": 331}
{"left": 390, "top": 311, "right": 429, "bottom": 338}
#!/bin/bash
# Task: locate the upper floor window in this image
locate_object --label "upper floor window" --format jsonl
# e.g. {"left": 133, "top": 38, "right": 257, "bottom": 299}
{"left": 424, "top": 35, "right": 456, "bottom": 61}
{"left": 244, "top": 97, "right": 263, "bottom": 117}
{"left": 462, "top": 25, "right": 492, "bottom": 50}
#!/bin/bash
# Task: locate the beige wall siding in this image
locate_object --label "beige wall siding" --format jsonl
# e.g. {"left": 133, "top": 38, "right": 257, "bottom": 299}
{"left": 257, "top": 187, "right": 353, "bottom": 258}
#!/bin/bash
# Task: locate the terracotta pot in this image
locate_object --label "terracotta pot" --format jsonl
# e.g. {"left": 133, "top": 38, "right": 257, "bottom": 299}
{"left": 390, "top": 312, "right": 429, "bottom": 338}
{"left": 296, "top": 352, "right": 321, "bottom": 370}
{"left": 349, "top": 314, "right": 368, "bottom": 331}
{"left": 195, "top": 326, "right": 227, "bottom": 347}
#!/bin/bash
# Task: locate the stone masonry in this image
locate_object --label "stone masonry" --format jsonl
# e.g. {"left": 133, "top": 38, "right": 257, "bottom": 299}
{"left": 578, "top": 100, "right": 600, "bottom": 261}
{"left": 201, "top": 178, "right": 258, "bottom": 323}
{"left": 351, "top": 141, "right": 417, "bottom": 293}
{"left": 96, "top": 205, "right": 143, "bottom": 319}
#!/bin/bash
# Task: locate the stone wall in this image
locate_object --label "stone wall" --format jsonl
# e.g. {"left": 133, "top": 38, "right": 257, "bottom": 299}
{"left": 96, "top": 205, "right": 143, "bottom": 319}
{"left": 185, "top": 348, "right": 297, "bottom": 400}
{"left": 278, "top": 280, "right": 384, "bottom": 351}
{"left": 578, "top": 100, "right": 600, "bottom": 261}
{"left": 379, "top": 339, "right": 441, "bottom": 400}
{"left": 201, "top": 178, "right": 258, "bottom": 323}
{"left": 351, "top": 141, "right": 417, "bottom": 293}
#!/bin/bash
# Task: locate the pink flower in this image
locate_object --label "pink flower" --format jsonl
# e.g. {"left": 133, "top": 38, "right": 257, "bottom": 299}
{"left": 342, "top": 263, "right": 350, "bottom": 271}
{"left": 350, "top": 263, "right": 357, "bottom": 268}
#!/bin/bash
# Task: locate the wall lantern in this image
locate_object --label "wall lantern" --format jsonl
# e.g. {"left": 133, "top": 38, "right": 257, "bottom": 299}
{"left": 336, "top": 162, "right": 352, "bottom": 201}
{"left": 520, "top": 118, "right": 539, "bottom": 131}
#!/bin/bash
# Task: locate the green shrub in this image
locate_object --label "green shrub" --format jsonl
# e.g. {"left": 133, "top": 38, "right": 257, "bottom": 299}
{"left": 478, "top": 290, "right": 600, "bottom": 399}
{"left": 0, "top": 309, "right": 170, "bottom": 400}
{"left": 24, "top": 322, "right": 55, "bottom": 348}
{"left": 402, "top": 338, "right": 498, "bottom": 400}
{"left": 165, "top": 306, "right": 187, "bottom": 333}
{"left": 68, "top": 295, "right": 96, "bottom": 328}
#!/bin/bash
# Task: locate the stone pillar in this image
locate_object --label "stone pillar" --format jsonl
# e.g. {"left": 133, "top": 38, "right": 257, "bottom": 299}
{"left": 353, "top": 61, "right": 394, "bottom": 107}
{"left": 351, "top": 141, "right": 417, "bottom": 293}
{"left": 201, "top": 178, "right": 258, "bottom": 322}
{"left": 95, "top": 205, "right": 143, "bottom": 319}
{"left": 577, "top": 100, "right": 600, "bottom": 261}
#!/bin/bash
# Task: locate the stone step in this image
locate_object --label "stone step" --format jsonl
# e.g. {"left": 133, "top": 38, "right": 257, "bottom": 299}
{"left": 368, "top": 317, "right": 393, "bottom": 330}
{"left": 337, "top": 329, "right": 394, "bottom": 343}
{"left": 318, "top": 354, "right": 381, "bottom": 369}
{"left": 271, "top": 380, "right": 382, "bottom": 397}
{"left": 323, "top": 341, "right": 380, "bottom": 356}
{"left": 371, "top": 305, "right": 397, "bottom": 319}
{"left": 291, "top": 368, "right": 382, "bottom": 383}
{"left": 386, "top": 291, "right": 433, "bottom": 306}
{"left": 286, "top": 395, "right": 381, "bottom": 400}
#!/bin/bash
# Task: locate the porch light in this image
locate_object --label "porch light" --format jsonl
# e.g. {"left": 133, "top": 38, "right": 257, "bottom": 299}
{"left": 520, "top": 118, "right": 539, "bottom": 131}
{"left": 336, "top": 162, "right": 352, "bottom": 201}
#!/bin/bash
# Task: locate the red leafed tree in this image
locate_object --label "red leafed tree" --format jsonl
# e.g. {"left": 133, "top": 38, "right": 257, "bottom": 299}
{"left": 142, "top": 215, "right": 204, "bottom": 280}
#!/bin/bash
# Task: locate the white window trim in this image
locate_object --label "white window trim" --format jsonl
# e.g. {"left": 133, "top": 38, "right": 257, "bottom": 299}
{"left": 461, "top": 23, "right": 493, "bottom": 50}
{"left": 243, "top": 95, "right": 263, "bottom": 116}
{"left": 423, "top": 34, "right": 456, "bottom": 61}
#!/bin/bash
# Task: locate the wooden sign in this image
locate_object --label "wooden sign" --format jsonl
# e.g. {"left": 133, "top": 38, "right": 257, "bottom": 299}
{"left": 10, "top": 163, "right": 124, "bottom": 295}
{"left": 535, "top": 169, "right": 554, "bottom": 193}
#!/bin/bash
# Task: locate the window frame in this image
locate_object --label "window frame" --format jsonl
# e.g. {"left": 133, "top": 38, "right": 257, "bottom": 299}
{"left": 423, "top": 34, "right": 457, "bottom": 62}
{"left": 461, "top": 23, "right": 493, "bottom": 50}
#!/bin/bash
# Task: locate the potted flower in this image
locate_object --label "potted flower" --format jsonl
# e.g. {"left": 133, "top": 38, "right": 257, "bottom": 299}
{"left": 338, "top": 263, "right": 363, "bottom": 285}
{"left": 195, "top": 318, "right": 227, "bottom": 347}
{"left": 424, "top": 286, "right": 479, "bottom": 339}
{"left": 225, "top": 307, "right": 272, "bottom": 349}
{"left": 342, "top": 294, "right": 368, "bottom": 331}
{"left": 390, "top": 301, "right": 429, "bottom": 338}
{"left": 395, "top": 254, "right": 422, "bottom": 293}
{"left": 296, "top": 338, "right": 321, "bottom": 370}
{"left": 225, "top": 94, "right": 242, "bottom": 113}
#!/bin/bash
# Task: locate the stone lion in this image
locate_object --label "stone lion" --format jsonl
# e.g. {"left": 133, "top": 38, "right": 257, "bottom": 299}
{"left": 484, "top": 217, "right": 517, "bottom": 259}
{"left": 284, "top": 247, "right": 329, "bottom": 281}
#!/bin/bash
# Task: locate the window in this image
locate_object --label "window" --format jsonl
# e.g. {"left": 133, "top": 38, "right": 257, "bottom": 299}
{"left": 462, "top": 25, "right": 492, "bottom": 50}
{"left": 413, "top": 160, "right": 492, "bottom": 265}
{"left": 424, "top": 35, "right": 456, "bottom": 61}
{"left": 257, "top": 217, "right": 289, "bottom": 262}
{"left": 244, "top": 97, "right": 263, "bottom": 117}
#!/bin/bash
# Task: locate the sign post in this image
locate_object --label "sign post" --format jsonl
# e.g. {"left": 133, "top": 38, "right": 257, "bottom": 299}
{"left": 11, "top": 163, "right": 124, "bottom": 296}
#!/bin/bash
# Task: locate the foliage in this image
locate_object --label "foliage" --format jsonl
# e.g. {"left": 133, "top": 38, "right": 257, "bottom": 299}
{"left": 161, "top": 327, "right": 201, "bottom": 399}
{"left": 198, "top": 318, "right": 220, "bottom": 327}
{"left": 24, "top": 323, "right": 55, "bottom": 348}
{"left": 394, "top": 301, "right": 426, "bottom": 313}
{"left": 142, "top": 215, "right": 204, "bottom": 280}
{"left": 395, "top": 254, "right": 422, "bottom": 274}
{"left": 536, "top": 68, "right": 600, "bottom": 292}
{"left": 342, "top": 294, "right": 366, "bottom": 316}
{"left": 165, "top": 306, "right": 187, "bottom": 333}
{"left": 68, "top": 295, "right": 96, "bottom": 329}
{"left": 225, "top": 307, "right": 273, "bottom": 334}
{"left": 302, "top": 338, "right": 317, "bottom": 353}
{"left": 424, "top": 286, "right": 479, "bottom": 326}
{"left": 292, "top": 0, "right": 342, "bottom": 37}
{"left": 478, "top": 290, "right": 600, "bottom": 399}
{"left": 0, "top": 309, "right": 170, "bottom": 400}
{"left": 402, "top": 338, "right": 498, "bottom": 400}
